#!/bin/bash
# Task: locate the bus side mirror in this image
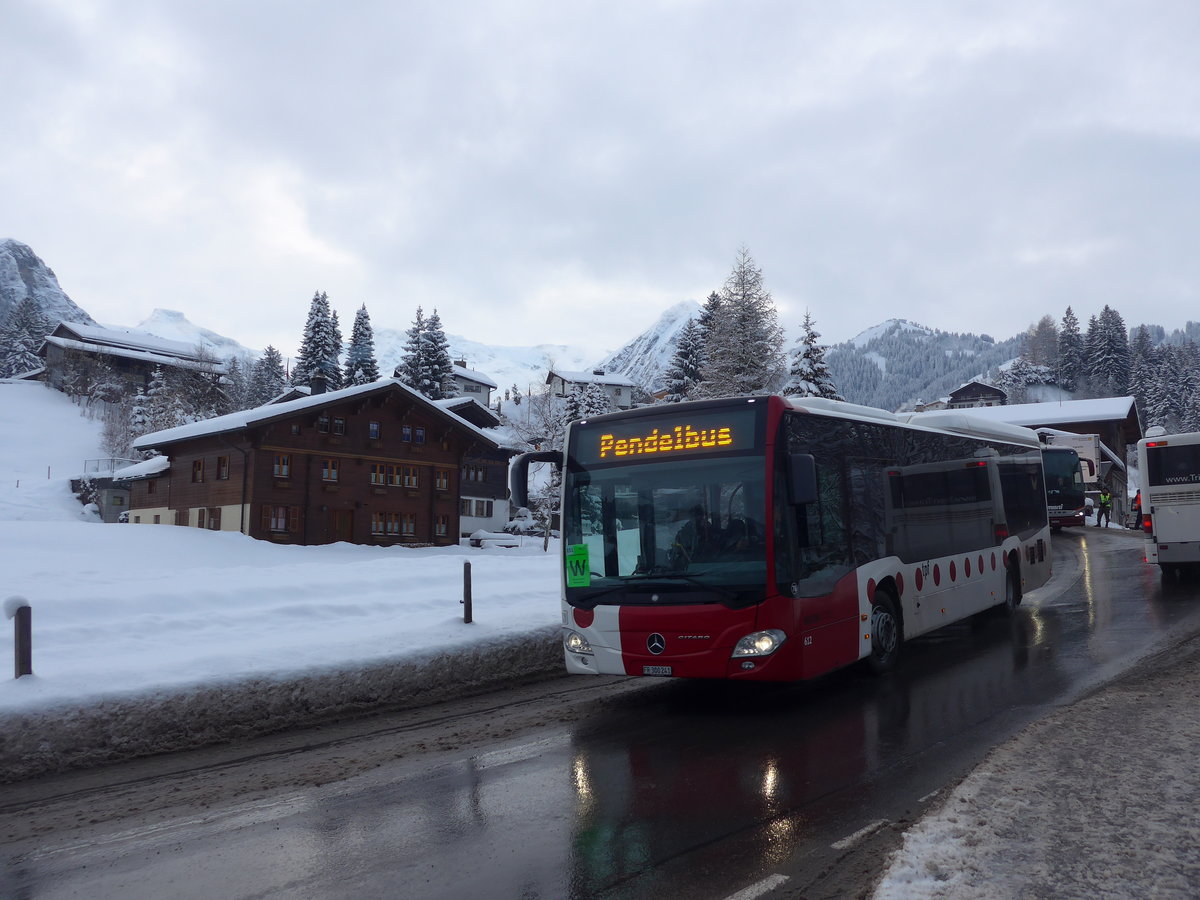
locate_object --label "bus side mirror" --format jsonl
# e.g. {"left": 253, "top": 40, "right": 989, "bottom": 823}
{"left": 509, "top": 450, "right": 563, "bottom": 509}
{"left": 788, "top": 454, "right": 818, "bottom": 505}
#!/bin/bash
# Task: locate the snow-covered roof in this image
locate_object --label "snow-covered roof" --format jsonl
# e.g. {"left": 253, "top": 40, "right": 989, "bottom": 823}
{"left": 935, "top": 396, "right": 1137, "bottom": 428}
{"left": 51, "top": 321, "right": 213, "bottom": 361}
{"left": 451, "top": 364, "right": 497, "bottom": 389}
{"left": 132, "top": 378, "right": 503, "bottom": 451}
{"left": 40, "top": 335, "right": 225, "bottom": 375}
{"left": 548, "top": 368, "right": 638, "bottom": 388}
{"left": 112, "top": 455, "right": 171, "bottom": 480}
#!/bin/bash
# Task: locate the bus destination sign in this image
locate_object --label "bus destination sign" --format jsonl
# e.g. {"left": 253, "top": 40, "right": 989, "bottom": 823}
{"left": 575, "top": 407, "right": 759, "bottom": 465}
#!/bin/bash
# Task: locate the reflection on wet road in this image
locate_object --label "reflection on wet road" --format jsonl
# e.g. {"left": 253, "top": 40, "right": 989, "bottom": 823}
{"left": 4, "top": 531, "right": 1200, "bottom": 899}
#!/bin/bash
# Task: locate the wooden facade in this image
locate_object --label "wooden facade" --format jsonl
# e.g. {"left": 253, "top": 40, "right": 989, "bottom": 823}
{"left": 129, "top": 380, "right": 504, "bottom": 546}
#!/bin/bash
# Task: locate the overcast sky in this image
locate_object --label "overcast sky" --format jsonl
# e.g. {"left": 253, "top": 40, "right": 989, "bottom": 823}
{"left": 3, "top": 0, "right": 1198, "bottom": 359}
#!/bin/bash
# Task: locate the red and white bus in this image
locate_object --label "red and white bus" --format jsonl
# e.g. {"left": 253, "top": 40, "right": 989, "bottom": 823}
{"left": 512, "top": 395, "right": 1052, "bottom": 681}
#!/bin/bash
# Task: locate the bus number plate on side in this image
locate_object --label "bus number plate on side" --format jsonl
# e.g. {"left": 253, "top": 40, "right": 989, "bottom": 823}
{"left": 642, "top": 665, "right": 673, "bottom": 676}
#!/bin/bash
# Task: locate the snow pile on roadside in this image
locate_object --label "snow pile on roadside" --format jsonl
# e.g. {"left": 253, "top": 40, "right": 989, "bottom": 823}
{"left": 874, "top": 640, "right": 1200, "bottom": 898}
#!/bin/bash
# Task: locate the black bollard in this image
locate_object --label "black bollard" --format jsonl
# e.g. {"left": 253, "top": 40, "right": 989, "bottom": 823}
{"left": 6, "top": 597, "right": 32, "bottom": 678}
{"left": 463, "top": 560, "right": 473, "bottom": 624}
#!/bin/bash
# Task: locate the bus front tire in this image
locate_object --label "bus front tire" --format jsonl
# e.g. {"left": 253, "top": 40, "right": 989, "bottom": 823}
{"left": 867, "top": 593, "right": 901, "bottom": 674}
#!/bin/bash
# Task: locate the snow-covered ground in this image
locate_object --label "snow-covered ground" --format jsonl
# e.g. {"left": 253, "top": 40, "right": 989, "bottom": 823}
{"left": 0, "top": 381, "right": 561, "bottom": 721}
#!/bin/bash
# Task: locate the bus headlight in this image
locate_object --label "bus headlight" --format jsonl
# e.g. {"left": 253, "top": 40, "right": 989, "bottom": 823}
{"left": 731, "top": 629, "right": 787, "bottom": 658}
{"left": 564, "top": 630, "right": 594, "bottom": 655}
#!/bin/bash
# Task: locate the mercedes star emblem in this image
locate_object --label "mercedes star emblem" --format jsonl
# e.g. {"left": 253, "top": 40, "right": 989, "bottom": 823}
{"left": 647, "top": 633, "right": 666, "bottom": 655}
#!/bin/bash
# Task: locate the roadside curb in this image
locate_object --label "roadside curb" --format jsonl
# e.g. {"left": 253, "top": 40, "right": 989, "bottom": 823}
{"left": 0, "top": 627, "right": 562, "bottom": 783}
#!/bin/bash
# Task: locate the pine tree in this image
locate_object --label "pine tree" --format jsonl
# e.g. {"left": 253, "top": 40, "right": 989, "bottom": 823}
{"left": 0, "top": 296, "right": 52, "bottom": 378}
{"left": 223, "top": 355, "right": 252, "bottom": 412}
{"left": 662, "top": 318, "right": 704, "bottom": 402}
{"left": 343, "top": 304, "right": 381, "bottom": 386}
{"left": 510, "top": 383, "right": 522, "bottom": 406}
{"left": 396, "top": 306, "right": 429, "bottom": 393}
{"left": 698, "top": 248, "right": 786, "bottom": 398}
{"left": 249, "top": 346, "right": 287, "bottom": 406}
{"left": 1056, "top": 307, "right": 1085, "bottom": 393}
{"left": 784, "top": 311, "right": 844, "bottom": 400}
{"left": 291, "top": 291, "right": 342, "bottom": 389}
{"left": 425, "top": 309, "right": 456, "bottom": 399}
{"left": 1084, "top": 305, "right": 1131, "bottom": 397}
{"left": 1129, "top": 326, "right": 1156, "bottom": 417}
{"left": 87, "top": 359, "right": 127, "bottom": 411}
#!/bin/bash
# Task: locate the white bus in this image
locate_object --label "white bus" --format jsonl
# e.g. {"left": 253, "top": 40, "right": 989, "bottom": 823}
{"left": 1137, "top": 430, "right": 1200, "bottom": 578}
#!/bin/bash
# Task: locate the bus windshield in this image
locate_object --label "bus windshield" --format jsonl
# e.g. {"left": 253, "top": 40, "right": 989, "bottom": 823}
{"left": 562, "top": 455, "right": 768, "bottom": 606}
{"left": 1043, "top": 448, "right": 1085, "bottom": 506}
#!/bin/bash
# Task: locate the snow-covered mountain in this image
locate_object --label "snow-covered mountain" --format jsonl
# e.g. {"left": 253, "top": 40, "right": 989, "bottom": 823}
{"left": 0, "top": 239, "right": 95, "bottom": 327}
{"left": 372, "top": 327, "right": 599, "bottom": 399}
{"left": 827, "top": 319, "right": 1022, "bottom": 412}
{"left": 131, "top": 309, "right": 257, "bottom": 361}
{"left": 597, "top": 299, "right": 701, "bottom": 393}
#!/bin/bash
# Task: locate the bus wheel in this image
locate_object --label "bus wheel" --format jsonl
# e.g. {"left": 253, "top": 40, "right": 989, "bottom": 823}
{"left": 1004, "top": 568, "right": 1021, "bottom": 614}
{"left": 868, "top": 593, "right": 901, "bottom": 674}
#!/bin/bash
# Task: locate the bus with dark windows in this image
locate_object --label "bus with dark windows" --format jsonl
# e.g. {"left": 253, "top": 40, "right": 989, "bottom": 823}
{"left": 510, "top": 395, "right": 1052, "bottom": 682}
{"left": 1137, "top": 429, "right": 1200, "bottom": 578}
{"left": 1041, "top": 446, "right": 1086, "bottom": 530}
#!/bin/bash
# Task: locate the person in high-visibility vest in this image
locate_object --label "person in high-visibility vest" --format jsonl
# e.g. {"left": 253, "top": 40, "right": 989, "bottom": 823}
{"left": 1097, "top": 488, "right": 1112, "bottom": 527}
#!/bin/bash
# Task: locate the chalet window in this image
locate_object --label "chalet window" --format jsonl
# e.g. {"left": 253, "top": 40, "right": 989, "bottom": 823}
{"left": 208, "top": 508, "right": 221, "bottom": 530}
{"left": 217, "top": 456, "right": 230, "bottom": 480}
{"left": 264, "top": 505, "right": 300, "bottom": 533}
{"left": 435, "top": 515, "right": 448, "bottom": 536}
{"left": 147, "top": 479, "right": 157, "bottom": 495}
{"left": 153, "top": 515, "right": 160, "bottom": 524}
{"left": 291, "top": 424, "right": 301, "bottom": 435}
{"left": 192, "top": 459, "right": 204, "bottom": 483}
{"left": 435, "top": 469, "right": 450, "bottom": 491}
{"left": 370, "top": 463, "right": 386, "bottom": 485}
{"left": 370, "top": 512, "right": 386, "bottom": 535}
{"left": 197, "top": 508, "right": 206, "bottom": 529}
{"left": 402, "top": 425, "right": 412, "bottom": 442}
{"left": 176, "top": 509, "right": 188, "bottom": 526}
{"left": 402, "top": 466, "right": 419, "bottom": 488}
{"left": 274, "top": 454, "right": 291, "bottom": 478}
{"left": 368, "top": 421, "right": 381, "bottom": 440}
{"left": 461, "top": 499, "right": 473, "bottom": 517}
{"left": 321, "top": 458, "right": 339, "bottom": 482}
{"left": 112, "top": 495, "right": 124, "bottom": 505}
{"left": 401, "top": 513, "right": 416, "bottom": 536}
{"left": 317, "top": 414, "right": 330, "bottom": 433}
{"left": 387, "top": 465, "right": 401, "bottom": 487}
{"left": 333, "top": 417, "right": 346, "bottom": 435}
{"left": 474, "top": 500, "right": 493, "bottom": 518}
{"left": 415, "top": 427, "right": 426, "bottom": 444}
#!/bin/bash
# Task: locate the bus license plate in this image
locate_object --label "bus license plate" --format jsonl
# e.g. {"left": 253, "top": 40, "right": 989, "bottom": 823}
{"left": 642, "top": 665, "right": 673, "bottom": 676}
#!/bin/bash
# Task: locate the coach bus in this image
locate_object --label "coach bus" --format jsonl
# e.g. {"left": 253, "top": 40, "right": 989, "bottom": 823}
{"left": 1137, "top": 429, "right": 1200, "bottom": 578}
{"left": 510, "top": 395, "right": 1051, "bottom": 682}
{"left": 1042, "top": 446, "right": 1086, "bottom": 530}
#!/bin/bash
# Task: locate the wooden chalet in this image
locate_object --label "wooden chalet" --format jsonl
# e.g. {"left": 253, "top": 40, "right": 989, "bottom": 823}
{"left": 947, "top": 381, "right": 1007, "bottom": 409}
{"left": 128, "top": 378, "right": 504, "bottom": 546}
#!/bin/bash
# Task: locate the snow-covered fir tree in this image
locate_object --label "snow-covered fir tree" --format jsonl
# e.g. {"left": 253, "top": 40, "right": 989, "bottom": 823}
{"left": 1129, "top": 325, "right": 1156, "bottom": 419}
{"left": 425, "top": 309, "right": 457, "bottom": 399}
{"left": 291, "top": 291, "right": 342, "bottom": 389}
{"left": 563, "top": 382, "right": 611, "bottom": 424}
{"left": 248, "top": 346, "right": 287, "bottom": 407}
{"left": 661, "top": 317, "right": 704, "bottom": 402}
{"left": 783, "top": 311, "right": 843, "bottom": 400}
{"left": 1056, "top": 306, "right": 1085, "bottom": 392}
{"left": 1083, "top": 305, "right": 1130, "bottom": 397}
{"left": 223, "top": 355, "right": 252, "bottom": 412}
{"left": 396, "top": 307, "right": 456, "bottom": 400}
{"left": 343, "top": 304, "right": 381, "bottom": 386}
{"left": 0, "top": 296, "right": 52, "bottom": 378}
{"left": 698, "top": 248, "right": 786, "bottom": 397}
{"left": 1024, "top": 315, "right": 1059, "bottom": 369}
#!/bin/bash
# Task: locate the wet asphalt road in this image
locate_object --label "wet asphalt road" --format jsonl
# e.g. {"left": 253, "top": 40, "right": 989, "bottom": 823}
{"left": 4, "top": 527, "right": 1200, "bottom": 899}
